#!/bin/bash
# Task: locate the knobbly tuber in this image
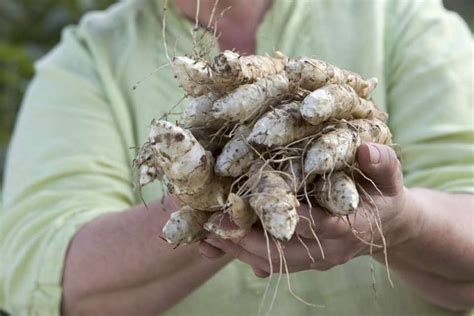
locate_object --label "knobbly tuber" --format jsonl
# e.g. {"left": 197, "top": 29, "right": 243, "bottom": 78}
{"left": 285, "top": 57, "right": 378, "bottom": 98}
{"left": 247, "top": 102, "right": 323, "bottom": 148}
{"left": 136, "top": 51, "right": 394, "bottom": 246}
{"left": 300, "top": 84, "right": 383, "bottom": 126}
{"left": 212, "top": 50, "right": 287, "bottom": 89}
{"left": 247, "top": 162, "right": 300, "bottom": 241}
{"left": 210, "top": 74, "right": 290, "bottom": 122}
{"left": 314, "top": 172, "right": 360, "bottom": 216}
{"left": 304, "top": 119, "right": 392, "bottom": 176}
{"left": 147, "top": 119, "right": 228, "bottom": 211}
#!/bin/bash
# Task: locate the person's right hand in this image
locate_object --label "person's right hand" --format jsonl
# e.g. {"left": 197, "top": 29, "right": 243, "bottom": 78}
{"left": 199, "top": 143, "right": 415, "bottom": 278}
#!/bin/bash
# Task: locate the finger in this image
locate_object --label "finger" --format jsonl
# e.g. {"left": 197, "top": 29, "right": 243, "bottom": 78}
{"left": 205, "top": 213, "right": 316, "bottom": 267}
{"left": 209, "top": 233, "right": 318, "bottom": 273}
{"left": 238, "top": 229, "right": 333, "bottom": 272}
{"left": 308, "top": 239, "right": 358, "bottom": 271}
{"left": 357, "top": 143, "right": 403, "bottom": 196}
{"left": 206, "top": 233, "right": 274, "bottom": 272}
{"left": 209, "top": 227, "right": 347, "bottom": 273}
{"left": 235, "top": 227, "right": 279, "bottom": 259}
{"left": 206, "top": 212, "right": 240, "bottom": 231}
{"left": 204, "top": 212, "right": 248, "bottom": 241}
{"left": 295, "top": 203, "right": 352, "bottom": 240}
{"left": 199, "top": 240, "right": 225, "bottom": 259}
{"left": 236, "top": 226, "right": 315, "bottom": 263}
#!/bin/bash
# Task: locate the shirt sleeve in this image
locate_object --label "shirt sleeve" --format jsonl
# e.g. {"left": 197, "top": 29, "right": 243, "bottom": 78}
{"left": 0, "top": 24, "right": 136, "bottom": 315}
{"left": 385, "top": 0, "right": 473, "bottom": 193}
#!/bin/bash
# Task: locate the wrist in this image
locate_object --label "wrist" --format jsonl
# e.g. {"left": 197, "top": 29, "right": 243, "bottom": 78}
{"left": 398, "top": 187, "right": 426, "bottom": 244}
{"left": 373, "top": 187, "right": 426, "bottom": 262}
{"left": 390, "top": 187, "right": 426, "bottom": 254}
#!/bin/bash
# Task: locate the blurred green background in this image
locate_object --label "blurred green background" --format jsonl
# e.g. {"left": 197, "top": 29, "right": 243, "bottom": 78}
{"left": 0, "top": 0, "right": 473, "bottom": 187}
{"left": 0, "top": 0, "right": 115, "bottom": 186}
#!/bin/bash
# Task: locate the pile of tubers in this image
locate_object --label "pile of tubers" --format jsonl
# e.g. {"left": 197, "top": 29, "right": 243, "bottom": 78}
{"left": 134, "top": 51, "right": 392, "bottom": 245}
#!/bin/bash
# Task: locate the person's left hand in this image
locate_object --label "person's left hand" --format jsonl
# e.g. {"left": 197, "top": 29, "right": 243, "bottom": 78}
{"left": 199, "top": 143, "right": 420, "bottom": 277}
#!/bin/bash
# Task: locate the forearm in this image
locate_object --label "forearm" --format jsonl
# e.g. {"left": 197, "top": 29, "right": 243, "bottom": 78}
{"left": 381, "top": 252, "right": 474, "bottom": 311}
{"left": 61, "top": 196, "right": 231, "bottom": 315}
{"left": 376, "top": 188, "right": 474, "bottom": 309}
{"left": 388, "top": 188, "right": 474, "bottom": 281}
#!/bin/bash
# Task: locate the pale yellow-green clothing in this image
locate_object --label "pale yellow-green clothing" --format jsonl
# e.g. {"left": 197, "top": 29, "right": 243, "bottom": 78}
{"left": 1, "top": 0, "right": 473, "bottom": 315}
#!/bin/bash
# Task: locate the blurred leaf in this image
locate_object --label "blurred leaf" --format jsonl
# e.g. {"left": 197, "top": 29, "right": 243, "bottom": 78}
{"left": 0, "top": 0, "right": 115, "bottom": 183}
{"left": 0, "top": 41, "right": 34, "bottom": 145}
{"left": 0, "top": 0, "right": 115, "bottom": 145}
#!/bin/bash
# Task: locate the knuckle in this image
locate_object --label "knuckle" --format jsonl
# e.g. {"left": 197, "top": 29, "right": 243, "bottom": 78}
{"left": 227, "top": 245, "right": 242, "bottom": 258}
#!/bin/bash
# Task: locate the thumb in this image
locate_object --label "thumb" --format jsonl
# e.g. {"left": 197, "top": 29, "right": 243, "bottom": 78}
{"left": 356, "top": 143, "right": 403, "bottom": 196}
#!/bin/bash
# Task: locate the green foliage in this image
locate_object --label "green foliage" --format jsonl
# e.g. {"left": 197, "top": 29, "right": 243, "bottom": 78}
{"left": 0, "top": 0, "right": 114, "bottom": 182}
{"left": 0, "top": 0, "right": 115, "bottom": 51}
{"left": 0, "top": 42, "right": 33, "bottom": 145}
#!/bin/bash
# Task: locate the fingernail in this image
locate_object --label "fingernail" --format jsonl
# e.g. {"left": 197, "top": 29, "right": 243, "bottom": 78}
{"left": 368, "top": 144, "right": 381, "bottom": 164}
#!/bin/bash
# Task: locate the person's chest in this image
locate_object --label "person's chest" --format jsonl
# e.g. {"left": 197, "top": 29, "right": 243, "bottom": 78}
{"left": 118, "top": 0, "right": 389, "bottom": 203}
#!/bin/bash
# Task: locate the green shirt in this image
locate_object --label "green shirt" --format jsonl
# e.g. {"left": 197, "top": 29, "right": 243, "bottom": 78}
{"left": 1, "top": 0, "right": 473, "bottom": 315}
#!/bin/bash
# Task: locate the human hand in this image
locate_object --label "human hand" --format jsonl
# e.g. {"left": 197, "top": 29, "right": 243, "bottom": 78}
{"left": 199, "top": 143, "right": 419, "bottom": 277}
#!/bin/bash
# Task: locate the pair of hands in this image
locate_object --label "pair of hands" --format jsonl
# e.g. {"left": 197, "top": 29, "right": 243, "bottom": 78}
{"left": 199, "top": 143, "right": 418, "bottom": 277}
